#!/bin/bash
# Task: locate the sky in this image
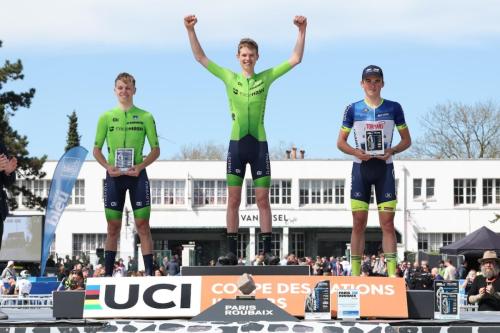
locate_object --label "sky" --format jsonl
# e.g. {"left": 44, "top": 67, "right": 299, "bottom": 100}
{"left": 1, "top": 0, "right": 500, "bottom": 160}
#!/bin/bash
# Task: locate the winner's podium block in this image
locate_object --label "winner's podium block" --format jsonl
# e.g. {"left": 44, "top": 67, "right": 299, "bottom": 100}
{"left": 192, "top": 273, "right": 298, "bottom": 322}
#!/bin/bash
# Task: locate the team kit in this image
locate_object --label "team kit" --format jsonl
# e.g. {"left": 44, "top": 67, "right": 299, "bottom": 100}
{"left": 93, "top": 15, "right": 411, "bottom": 278}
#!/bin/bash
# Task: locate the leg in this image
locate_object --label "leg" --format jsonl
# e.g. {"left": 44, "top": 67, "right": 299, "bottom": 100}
{"left": 350, "top": 162, "right": 371, "bottom": 276}
{"left": 130, "top": 170, "right": 154, "bottom": 275}
{"left": 375, "top": 163, "right": 398, "bottom": 276}
{"left": 255, "top": 187, "right": 271, "bottom": 233}
{"left": 103, "top": 173, "right": 125, "bottom": 276}
{"left": 226, "top": 186, "right": 242, "bottom": 233}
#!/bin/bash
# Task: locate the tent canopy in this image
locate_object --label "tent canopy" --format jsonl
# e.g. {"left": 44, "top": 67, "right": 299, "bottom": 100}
{"left": 440, "top": 226, "right": 500, "bottom": 255}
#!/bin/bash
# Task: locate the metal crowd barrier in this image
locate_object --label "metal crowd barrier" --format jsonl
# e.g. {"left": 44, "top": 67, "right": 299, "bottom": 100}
{"left": 0, "top": 294, "right": 53, "bottom": 308}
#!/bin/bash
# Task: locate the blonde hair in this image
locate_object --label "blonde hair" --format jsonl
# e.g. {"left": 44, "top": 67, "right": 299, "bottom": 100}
{"left": 115, "top": 72, "right": 136, "bottom": 86}
{"left": 238, "top": 38, "right": 259, "bottom": 54}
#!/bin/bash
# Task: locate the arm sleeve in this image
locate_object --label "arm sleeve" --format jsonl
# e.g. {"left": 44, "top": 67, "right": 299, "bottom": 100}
{"left": 394, "top": 102, "right": 408, "bottom": 130}
{"left": 467, "top": 279, "right": 480, "bottom": 304}
{"left": 263, "top": 61, "right": 293, "bottom": 84}
{"left": 341, "top": 104, "right": 354, "bottom": 133}
{"left": 206, "top": 60, "right": 233, "bottom": 84}
{"left": 94, "top": 113, "right": 107, "bottom": 149}
{"left": 144, "top": 113, "right": 160, "bottom": 149}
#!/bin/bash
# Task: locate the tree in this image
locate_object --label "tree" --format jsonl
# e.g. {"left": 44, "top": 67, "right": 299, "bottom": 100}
{"left": 65, "top": 110, "right": 81, "bottom": 152}
{"left": 0, "top": 40, "right": 47, "bottom": 210}
{"left": 173, "top": 142, "right": 226, "bottom": 160}
{"left": 409, "top": 101, "right": 500, "bottom": 159}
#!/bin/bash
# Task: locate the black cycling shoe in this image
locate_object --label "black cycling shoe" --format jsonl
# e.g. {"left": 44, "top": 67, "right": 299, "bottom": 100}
{"left": 217, "top": 252, "right": 238, "bottom": 266}
{"left": 264, "top": 253, "right": 280, "bottom": 266}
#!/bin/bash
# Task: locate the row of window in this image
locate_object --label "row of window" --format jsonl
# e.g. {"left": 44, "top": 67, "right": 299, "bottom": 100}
{"left": 71, "top": 232, "right": 465, "bottom": 259}
{"left": 14, "top": 178, "right": 500, "bottom": 208}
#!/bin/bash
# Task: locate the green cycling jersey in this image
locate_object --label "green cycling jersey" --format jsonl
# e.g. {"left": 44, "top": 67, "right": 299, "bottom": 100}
{"left": 94, "top": 106, "right": 159, "bottom": 166}
{"left": 206, "top": 60, "right": 292, "bottom": 141}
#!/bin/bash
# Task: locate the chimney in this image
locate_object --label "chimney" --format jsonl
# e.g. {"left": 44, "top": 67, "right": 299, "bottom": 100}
{"left": 285, "top": 150, "right": 291, "bottom": 160}
{"left": 300, "top": 150, "right": 305, "bottom": 159}
{"left": 291, "top": 146, "right": 297, "bottom": 160}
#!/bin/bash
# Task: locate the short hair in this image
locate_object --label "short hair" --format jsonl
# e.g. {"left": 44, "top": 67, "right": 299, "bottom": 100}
{"left": 238, "top": 38, "right": 259, "bottom": 54}
{"left": 115, "top": 72, "right": 136, "bottom": 86}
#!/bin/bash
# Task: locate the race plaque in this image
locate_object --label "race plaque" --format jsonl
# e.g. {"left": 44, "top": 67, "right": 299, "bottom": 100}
{"left": 115, "top": 148, "right": 134, "bottom": 172}
{"left": 365, "top": 130, "right": 384, "bottom": 156}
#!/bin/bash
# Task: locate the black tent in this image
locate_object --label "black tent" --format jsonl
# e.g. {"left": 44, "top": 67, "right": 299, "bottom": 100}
{"left": 440, "top": 226, "right": 500, "bottom": 255}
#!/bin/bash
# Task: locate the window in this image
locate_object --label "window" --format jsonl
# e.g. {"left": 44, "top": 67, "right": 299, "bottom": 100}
{"left": 72, "top": 233, "right": 107, "bottom": 257}
{"left": 483, "top": 179, "right": 500, "bottom": 205}
{"left": 16, "top": 179, "right": 51, "bottom": 207}
{"left": 270, "top": 180, "right": 292, "bottom": 205}
{"left": 237, "top": 233, "right": 249, "bottom": 259}
{"left": 413, "top": 179, "right": 422, "bottom": 198}
{"left": 257, "top": 232, "right": 281, "bottom": 257}
{"left": 193, "top": 180, "right": 227, "bottom": 206}
{"left": 454, "top": 179, "right": 476, "bottom": 205}
{"left": 68, "top": 179, "right": 85, "bottom": 205}
{"left": 426, "top": 179, "right": 435, "bottom": 199}
{"left": 151, "top": 180, "right": 186, "bottom": 205}
{"left": 247, "top": 179, "right": 292, "bottom": 206}
{"left": 246, "top": 181, "right": 256, "bottom": 205}
{"left": 299, "top": 179, "right": 344, "bottom": 205}
{"left": 417, "top": 233, "right": 465, "bottom": 252}
{"left": 291, "top": 232, "right": 305, "bottom": 258}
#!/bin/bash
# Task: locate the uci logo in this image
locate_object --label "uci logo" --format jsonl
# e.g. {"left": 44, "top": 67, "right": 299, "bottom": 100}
{"left": 385, "top": 193, "right": 393, "bottom": 198}
{"left": 103, "top": 284, "right": 192, "bottom": 310}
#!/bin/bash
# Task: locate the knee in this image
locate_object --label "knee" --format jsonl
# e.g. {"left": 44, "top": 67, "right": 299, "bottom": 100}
{"left": 256, "top": 195, "right": 270, "bottom": 209}
{"left": 227, "top": 195, "right": 241, "bottom": 209}
{"left": 107, "top": 223, "right": 121, "bottom": 237}
{"left": 380, "top": 220, "right": 395, "bottom": 233}
{"left": 352, "top": 220, "right": 367, "bottom": 234}
{"left": 135, "top": 220, "right": 150, "bottom": 235}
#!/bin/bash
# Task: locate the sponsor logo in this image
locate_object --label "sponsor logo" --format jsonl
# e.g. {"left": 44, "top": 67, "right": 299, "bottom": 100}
{"left": 60, "top": 157, "right": 83, "bottom": 178}
{"left": 127, "top": 126, "right": 144, "bottom": 131}
{"left": 235, "top": 169, "right": 241, "bottom": 174}
{"left": 256, "top": 171, "right": 262, "bottom": 176}
{"left": 136, "top": 201, "right": 143, "bottom": 207}
{"left": 363, "top": 108, "right": 370, "bottom": 113}
{"left": 109, "top": 126, "right": 114, "bottom": 132}
{"left": 112, "top": 117, "right": 119, "bottom": 122}
{"left": 365, "top": 122, "right": 385, "bottom": 130}
{"left": 45, "top": 190, "right": 71, "bottom": 227}
{"left": 353, "top": 192, "right": 362, "bottom": 198}
{"left": 376, "top": 113, "right": 389, "bottom": 118}
{"left": 384, "top": 193, "right": 393, "bottom": 199}
{"left": 110, "top": 202, "right": 117, "bottom": 207}
{"left": 224, "top": 305, "right": 273, "bottom": 316}
{"left": 233, "top": 88, "right": 238, "bottom": 95}
{"left": 232, "top": 113, "right": 235, "bottom": 121}
{"left": 133, "top": 115, "right": 139, "bottom": 119}
{"left": 237, "top": 82, "right": 242, "bottom": 86}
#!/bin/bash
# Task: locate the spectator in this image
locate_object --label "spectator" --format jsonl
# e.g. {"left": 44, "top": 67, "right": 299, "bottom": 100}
{"left": 372, "top": 255, "right": 387, "bottom": 276}
{"left": 69, "top": 270, "right": 85, "bottom": 290}
{"left": 113, "top": 261, "right": 125, "bottom": 277}
{"left": 468, "top": 251, "right": 500, "bottom": 311}
{"left": 1, "top": 261, "right": 16, "bottom": 282}
{"left": 16, "top": 270, "right": 32, "bottom": 298}
{"left": 431, "top": 267, "right": 444, "bottom": 281}
{"left": 154, "top": 269, "right": 164, "bottom": 277}
{"left": 461, "top": 269, "right": 476, "bottom": 294}
{"left": 438, "top": 260, "right": 446, "bottom": 278}
{"left": 443, "top": 259, "right": 457, "bottom": 281}
{"left": 127, "top": 256, "right": 138, "bottom": 273}
{"left": 166, "top": 256, "right": 180, "bottom": 276}
{"left": 5, "top": 276, "right": 16, "bottom": 295}
{"left": 458, "top": 261, "right": 468, "bottom": 280}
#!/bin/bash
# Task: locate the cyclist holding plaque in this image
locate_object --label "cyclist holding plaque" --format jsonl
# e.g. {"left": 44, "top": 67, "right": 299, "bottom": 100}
{"left": 337, "top": 65, "right": 411, "bottom": 277}
{"left": 94, "top": 73, "right": 160, "bottom": 276}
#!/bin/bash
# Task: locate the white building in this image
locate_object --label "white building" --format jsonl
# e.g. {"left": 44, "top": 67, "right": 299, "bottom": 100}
{"left": 12, "top": 158, "right": 500, "bottom": 264}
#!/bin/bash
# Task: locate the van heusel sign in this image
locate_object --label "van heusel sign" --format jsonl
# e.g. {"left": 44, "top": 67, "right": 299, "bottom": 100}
{"left": 83, "top": 277, "right": 202, "bottom": 318}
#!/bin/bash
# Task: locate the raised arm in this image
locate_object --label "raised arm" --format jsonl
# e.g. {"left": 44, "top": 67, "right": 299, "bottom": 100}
{"left": 288, "top": 16, "right": 307, "bottom": 67}
{"left": 184, "top": 15, "right": 209, "bottom": 67}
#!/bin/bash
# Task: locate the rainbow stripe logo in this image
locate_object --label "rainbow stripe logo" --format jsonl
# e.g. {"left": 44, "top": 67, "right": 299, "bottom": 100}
{"left": 84, "top": 285, "right": 102, "bottom": 310}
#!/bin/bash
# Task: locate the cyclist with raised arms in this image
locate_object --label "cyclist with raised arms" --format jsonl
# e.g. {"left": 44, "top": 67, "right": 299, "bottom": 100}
{"left": 184, "top": 14, "right": 307, "bottom": 265}
{"left": 94, "top": 73, "right": 160, "bottom": 276}
{"left": 337, "top": 65, "right": 411, "bottom": 277}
